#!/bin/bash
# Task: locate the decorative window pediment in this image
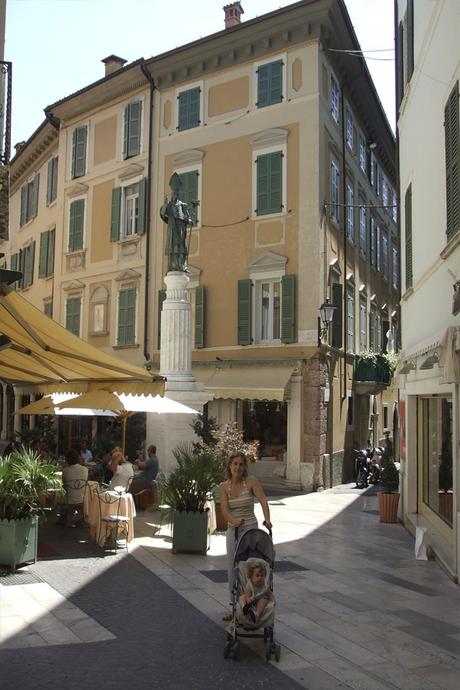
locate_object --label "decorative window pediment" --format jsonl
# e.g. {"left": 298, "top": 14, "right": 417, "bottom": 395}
{"left": 63, "top": 279, "right": 85, "bottom": 292}
{"left": 115, "top": 269, "right": 141, "bottom": 283}
{"left": 329, "top": 258, "right": 341, "bottom": 282}
{"left": 66, "top": 182, "right": 89, "bottom": 198}
{"left": 172, "top": 149, "right": 204, "bottom": 166}
{"left": 250, "top": 128, "right": 288, "bottom": 150}
{"left": 118, "top": 163, "right": 144, "bottom": 182}
{"left": 249, "top": 251, "right": 287, "bottom": 276}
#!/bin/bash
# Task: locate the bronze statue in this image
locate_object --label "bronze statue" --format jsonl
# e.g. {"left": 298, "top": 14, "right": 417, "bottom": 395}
{"left": 160, "top": 172, "right": 194, "bottom": 272}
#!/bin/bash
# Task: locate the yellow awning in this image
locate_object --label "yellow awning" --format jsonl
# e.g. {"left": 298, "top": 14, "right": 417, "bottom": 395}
{"left": 194, "top": 364, "right": 294, "bottom": 401}
{"left": 0, "top": 285, "right": 164, "bottom": 394}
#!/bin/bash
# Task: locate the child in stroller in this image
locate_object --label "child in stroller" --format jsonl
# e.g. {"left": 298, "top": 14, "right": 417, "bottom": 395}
{"left": 239, "top": 560, "right": 275, "bottom": 624}
{"left": 224, "top": 527, "right": 281, "bottom": 662}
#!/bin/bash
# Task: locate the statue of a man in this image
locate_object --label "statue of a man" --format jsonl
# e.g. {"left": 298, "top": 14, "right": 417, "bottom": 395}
{"left": 160, "top": 172, "right": 194, "bottom": 272}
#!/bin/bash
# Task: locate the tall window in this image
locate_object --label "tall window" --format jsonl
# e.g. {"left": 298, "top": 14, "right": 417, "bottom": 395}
{"left": 392, "top": 188, "right": 398, "bottom": 222}
{"left": 405, "top": 184, "right": 413, "bottom": 289}
{"left": 345, "top": 106, "right": 354, "bottom": 150}
{"left": 330, "top": 75, "right": 339, "bottom": 122}
{"left": 38, "top": 228, "right": 55, "bottom": 278}
{"left": 369, "top": 308, "right": 381, "bottom": 351}
{"left": 18, "top": 242, "right": 35, "bottom": 289}
{"left": 258, "top": 280, "right": 281, "bottom": 342}
{"left": 359, "top": 206, "right": 367, "bottom": 256}
{"left": 256, "top": 151, "right": 283, "bottom": 216}
{"left": 257, "top": 59, "right": 284, "bottom": 108}
{"left": 376, "top": 224, "right": 381, "bottom": 271}
{"left": 420, "top": 396, "right": 453, "bottom": 527}
{"left": 370, "top": 217, "right": 377, "bottom": 267}
{"left": 444, "top": 81, "right": 459, "bottom": 240}
{"left": 20, "top": 174, "right": 40, "bottom": 226}
{"left": 66, "top": 297, "right": 81, "bottom": 336}
{"left": 68, "top": 198, "right": 85, "bottom": 252}
{"left": 382, "top": 176, "right": 388, "bottom": 208}
{"left": 71, "top": 125, "right": 87, "bottom": 178}
{"left": 111, "top": 178, "right": 147, "bottom": 241}
{"left": 359, "top": 134, "right": 367, "bottom": 174}
{"left": 117, "top": 287, "right": 137, "bottom": 346}
{"left": 346, "top": 184, "right": 354, "bottom": 241}
{"left": 392, "top": 245, "right": 399, "bottom": 290}
{"left": 330, "top": 159, "right": 340, "bottom": 222}
{"left": 347, "top": 288, "right": 355, "bottom": 353}
{"left": 359, "top": 300, "right": 367, "bottom": 351}
{"left": 46, "top": 157, "right": 58, "bottom": 206}
{"left": 177, "top": 86, "right": 201, "bottom": 131}
{"left": 123, "top": 184, "right": 139, "bottom": 237}
{"left": 382, "top": 231, "right": 389, "bottom": 281}
{"left": 123, "top": 101, "right": 142, "bottom": 159}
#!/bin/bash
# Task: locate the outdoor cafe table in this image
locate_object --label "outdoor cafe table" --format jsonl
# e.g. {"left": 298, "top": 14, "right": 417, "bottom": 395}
{"left": 84, "top": 482, "right": 136, "bottom": 547}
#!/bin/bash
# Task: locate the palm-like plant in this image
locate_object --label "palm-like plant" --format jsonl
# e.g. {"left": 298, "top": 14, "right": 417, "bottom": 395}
{"left": 0, "top": 447, "right": 62, "bottom": 520}
{"left": 159, "top": 444, "right": 225, "bottom": 513}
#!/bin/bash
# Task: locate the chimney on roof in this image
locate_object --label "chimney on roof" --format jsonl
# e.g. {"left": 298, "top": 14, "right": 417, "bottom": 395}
{"left": 101, "top": 54, "right": 127, "bottom": 77}
{"left": 14, "top": 141, "right": 26, "bottom": 154}
{"left": 223, "top": 2, "right": 244, "bottom": 29}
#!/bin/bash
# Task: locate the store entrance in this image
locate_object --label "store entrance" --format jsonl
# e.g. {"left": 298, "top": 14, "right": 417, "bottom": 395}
{"left": 242, "top": 400, "right": 287, "bottom": 460}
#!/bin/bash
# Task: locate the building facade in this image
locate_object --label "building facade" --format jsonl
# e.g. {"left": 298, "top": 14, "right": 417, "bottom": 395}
{"left": 144, "top": 0, "right": 400, "bottom": 485}
{"left": 396, "top": 0, "right": 460, "bottom": 579}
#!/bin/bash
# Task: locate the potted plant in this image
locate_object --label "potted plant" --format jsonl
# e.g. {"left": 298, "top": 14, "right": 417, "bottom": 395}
{"left": 0, "top": 447, "right": 61, "bottom": 572}
{"left": 378, "top": 439, "right": 400, "bottom": 523}
{"left": 159, "top": 444, "right": 224, "bottom": 554}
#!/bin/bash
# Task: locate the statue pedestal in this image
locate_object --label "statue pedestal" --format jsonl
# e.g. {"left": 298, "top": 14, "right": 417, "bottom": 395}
{"left": 148, "top": 271, "right": 211, "bottom": 472}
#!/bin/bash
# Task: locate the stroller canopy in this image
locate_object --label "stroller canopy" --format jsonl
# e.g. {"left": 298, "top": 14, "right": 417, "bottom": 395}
{"left": 234, "top": 528, "right": 275, "bottom": 567}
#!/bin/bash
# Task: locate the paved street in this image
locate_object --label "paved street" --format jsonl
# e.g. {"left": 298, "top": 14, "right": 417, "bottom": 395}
{"left": 2, "top": 484, "right": 460, "bottom": 689}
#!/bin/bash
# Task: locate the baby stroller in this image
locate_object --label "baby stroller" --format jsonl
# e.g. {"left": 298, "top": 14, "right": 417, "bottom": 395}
{"left": 224, "top": 524, "right": 281, "bottom": 662}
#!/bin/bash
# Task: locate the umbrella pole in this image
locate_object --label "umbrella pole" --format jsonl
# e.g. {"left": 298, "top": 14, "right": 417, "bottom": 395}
{"left": 121, "top": 415, "right": 126, "bottom": 457}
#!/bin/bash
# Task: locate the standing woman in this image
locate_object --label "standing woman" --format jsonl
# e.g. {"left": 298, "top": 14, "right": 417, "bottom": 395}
{"left": 219, "top": 452, "right": 272, "bottom": 621}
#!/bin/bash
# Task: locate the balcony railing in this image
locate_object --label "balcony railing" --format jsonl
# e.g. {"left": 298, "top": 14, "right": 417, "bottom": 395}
{"left": 354, "top": 354, "right": 392, "bottom": 385}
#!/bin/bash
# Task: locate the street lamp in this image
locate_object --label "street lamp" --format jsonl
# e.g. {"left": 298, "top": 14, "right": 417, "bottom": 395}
{"left": 317, "top": 298, "right": 337, "bottom": 347}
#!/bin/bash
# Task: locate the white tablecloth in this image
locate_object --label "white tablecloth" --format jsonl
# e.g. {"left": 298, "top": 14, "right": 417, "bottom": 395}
{"left": 85, "top": 483, "right": 136, "bottom": 547}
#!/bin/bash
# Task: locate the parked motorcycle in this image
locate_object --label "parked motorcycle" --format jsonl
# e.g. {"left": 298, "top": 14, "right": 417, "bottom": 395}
{"left": 354, "top": 446, "right": 383, "bottom": 488}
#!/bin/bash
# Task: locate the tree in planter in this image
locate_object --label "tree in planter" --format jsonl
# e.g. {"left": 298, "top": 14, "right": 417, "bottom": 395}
{"left": 379, "top": 438, "right": 400, "bottom": 523}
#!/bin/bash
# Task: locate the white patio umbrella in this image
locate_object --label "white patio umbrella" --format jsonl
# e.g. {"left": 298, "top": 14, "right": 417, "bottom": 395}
{"left": 56, "top": 390, "right": 197, "bottom": 454}
{"left": 14, "top": 393, "right": 117, "bottom": 417}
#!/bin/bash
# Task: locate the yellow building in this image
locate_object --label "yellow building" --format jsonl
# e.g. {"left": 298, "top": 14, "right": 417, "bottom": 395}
{"left": 143, "top": 0, "right": 400, "bottom": 489}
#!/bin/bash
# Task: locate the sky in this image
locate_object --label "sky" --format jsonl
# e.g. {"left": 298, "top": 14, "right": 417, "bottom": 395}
{"left": 5, "top": 0, "right": 395, "bottom": 147}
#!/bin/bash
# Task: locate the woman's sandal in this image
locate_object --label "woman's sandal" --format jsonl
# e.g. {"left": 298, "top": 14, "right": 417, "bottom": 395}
{"left": 222, "top": 612, "right": 232, "bottom": 621}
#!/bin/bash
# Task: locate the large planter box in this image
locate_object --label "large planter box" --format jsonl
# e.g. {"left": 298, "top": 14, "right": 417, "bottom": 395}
{"left": 378, "top": 493, "right": 400, "bottom": 523}
{"left": 0, "top": 516, "right": 39, "bottom": 572}
{"left": 172, "top": 510, "right": 209, "bottom": 555}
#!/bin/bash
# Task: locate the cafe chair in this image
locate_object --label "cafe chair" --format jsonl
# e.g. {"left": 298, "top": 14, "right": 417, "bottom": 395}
{"left": 59, "top": 479, "right": 88, "bottom": 527}
{"left": 97, "top": 490, "right": 130, "bottom": 552}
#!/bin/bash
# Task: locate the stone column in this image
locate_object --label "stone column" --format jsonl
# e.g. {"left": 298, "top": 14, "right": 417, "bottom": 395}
{"left": 160, "top": 271, "right": 195, "bottom": 385}
{"left": 13, "top": 389, "right": 22, "bottom": 435}
{"left": 286, "top": 373, "right": 302, "bottom": 486}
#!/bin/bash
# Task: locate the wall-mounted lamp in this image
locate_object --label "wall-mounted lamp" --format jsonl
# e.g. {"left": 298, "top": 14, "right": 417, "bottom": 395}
{"left": 419, "top": 351, "right": 440, "bottom": 370}
{"left": 317, "top": 298, "right": 337, "bottom": 347}
{"left": 368, "top": 141, "right": 377, "bottom": 150}
{"left": 399, "top": 360, "right": 416, "bottom": 374}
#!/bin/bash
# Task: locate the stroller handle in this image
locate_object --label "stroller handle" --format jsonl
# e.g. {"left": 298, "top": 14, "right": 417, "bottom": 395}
{"left": 234, "top": 519, "right": 272, "bottom": 541}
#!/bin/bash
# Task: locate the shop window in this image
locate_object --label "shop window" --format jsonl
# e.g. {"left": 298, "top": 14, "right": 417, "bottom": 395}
{"left": 242, "top": 400, "right": 287, "bottom": 459}
{"left": 420, "top": 396, "right": 453, "bottom": 527}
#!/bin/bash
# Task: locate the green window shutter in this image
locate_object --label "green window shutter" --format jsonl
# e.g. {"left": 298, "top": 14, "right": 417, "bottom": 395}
{"left": 195, "top": 285, "right": 205, "bottom": 349}
{"left": 396, "top": 22, "right": 404, "bottom": 111}
{"left": 407, "top": 0, "right": 414, "bottom": 81}
{"left": 32, "top": 174, "right": 40, "bottom": 217}
{"left": 123, "top": 104, "right": 129, "bottom": 159}
{"left": 405, "top": 185, "right": 413, "bottom": 289}
{"left": 10, "top": 253, "right": 18, "bottom": 289}
{"left": 445, "top": 81, "right": 459, "bottom": 240}
{"left": 257, "top": 60, "right": 283, "bottom": 108}
{"left": 281, "top": 274, "right": 295, "bottom": 344}
{"left": 118, "top": 288, "right": 136, "bottom": 346}
{"left": 126, "top": 101, "right": 142, "bottom": 158}
{"left": 46, "top": 159, "right": 53, "bottom": 206}
{"left": 178, "top": 88, "right": 200, "bottom": 131}
{"left": 72, "top": 126, "right": 87, "bottom": 178}
{"left": 66, "top": 297, "right": 81, "bottom": 336}
{"left": 47, "top": 229, "right": 55, "bottom": 277}
{"left": 137, "top": 177, "right": 147, "bottom": 235}
{"left": 39, "top": 231, "right": 48, "bottom": 278}
{"left": 69, "top": 198, "right": 84, "bottom": 252}
{"left": 110, "top": 187, "right": 122, "bottom": 241}
{"left": 26, "top": 241, "right": 35, "bottom": 287}
{"left": 331, "top": 283, "right": 343, "bottom": 348}
{"left": 157, "top": 289, "right": 166, "bottom": 350}
{"left": 18, "top": 249, "right": 24, "bottom": 289}
{"left": 20, "top": 186, "right": 27, "bottom": 226}
{"left": 256, "top": 151, "right": 283, "bottom": 216}
{"left": 44, "top": 301, "right": 53, "bottom": 318}
{"left": 180, "top": 170, "right": 198, "bottom": 224}
{"left": 237, "top": 279, "right": 252, "bottom": 346}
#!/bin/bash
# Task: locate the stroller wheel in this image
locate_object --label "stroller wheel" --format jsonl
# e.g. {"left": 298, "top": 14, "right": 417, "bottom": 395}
{"left": 274, "top": 644, "right": 281, "bottom": 662}
{"left": 223, "top": 641, "right": 232, "bottom": 659}
{"left": 265, "top": 642, "right": 272, "bottom": 661}
{"left": 231, "top": 642, "right": 239, "bottom": 660}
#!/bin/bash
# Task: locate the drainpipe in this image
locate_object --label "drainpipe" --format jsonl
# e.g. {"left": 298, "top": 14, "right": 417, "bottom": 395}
{"left": 340, "top": 84, "right": 348, "bottom": 401}
{"left": 140, "top": 62, "right": 155, "bottom": 364}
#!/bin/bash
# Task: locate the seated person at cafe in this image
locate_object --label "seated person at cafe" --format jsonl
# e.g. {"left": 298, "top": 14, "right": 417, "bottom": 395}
{"left": 59, "top": 449, "right": 88, "bottom": 524}
{"left": 80, "top": 440, "right": 93, "bottom": 465}
{"left": 130, "top": 445, "right": 159, "bottom": 494}
{"left": 109, "top": 450, "right": 134, "bottom": 492}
